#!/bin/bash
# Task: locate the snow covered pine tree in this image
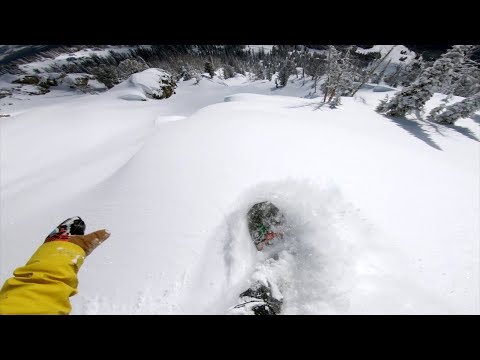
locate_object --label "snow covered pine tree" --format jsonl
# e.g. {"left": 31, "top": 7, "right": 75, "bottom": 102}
{"left": 433, "top": 92, "right": 480, "bottom": 124}
{"left": 321, "top": 46, "right": 356, "bottom": 104}
{"left": 376, "top": 45, "right": 475, "bottom": 117}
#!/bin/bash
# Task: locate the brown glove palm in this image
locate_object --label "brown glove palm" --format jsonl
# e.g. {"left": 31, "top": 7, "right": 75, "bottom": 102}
{"left": 44, "top": 216, "right": 110, "bottom": 256}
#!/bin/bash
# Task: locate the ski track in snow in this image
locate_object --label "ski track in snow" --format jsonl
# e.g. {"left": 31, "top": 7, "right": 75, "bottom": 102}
{"left": 217, "top": 180, "right": 365, "bottom": 315}
{"left": 178, "top": 178, "right": 452, "bottom": 315}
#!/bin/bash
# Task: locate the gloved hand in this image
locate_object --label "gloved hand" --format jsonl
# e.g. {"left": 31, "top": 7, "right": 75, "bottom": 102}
{"left": 44, "top": 216, "right": 110, "bottom": 256}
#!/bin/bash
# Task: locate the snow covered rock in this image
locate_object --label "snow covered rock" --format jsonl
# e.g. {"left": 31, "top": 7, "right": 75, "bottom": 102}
{"left": 10, "top": 74, "right": 55, "bottom": 95}
{"left": 61, "top": 73, "right": 90, "bottom": 88}
{"left": 54, "top": 73, "right": 106, "bottom": 93}
{"left": 12, "top": 75, "right": 40, "bottom": 85}
{"left": 117, "top": 68, "right": 177, "bottom": 101}
{"left": 0, "top": 89, "right": 12, "bottom": 98}
{"left": 1, "top": 72, "right": 105, "bottom": 97}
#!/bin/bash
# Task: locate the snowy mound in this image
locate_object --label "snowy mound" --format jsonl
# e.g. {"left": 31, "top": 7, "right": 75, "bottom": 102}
{"left": 116, "top": 68, "right": 177, "bottom": 101}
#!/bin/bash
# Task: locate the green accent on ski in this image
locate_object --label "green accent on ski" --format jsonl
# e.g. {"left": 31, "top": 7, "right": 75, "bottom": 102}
{"left": 258, "top": 224, "right": 268, "bottom": 238}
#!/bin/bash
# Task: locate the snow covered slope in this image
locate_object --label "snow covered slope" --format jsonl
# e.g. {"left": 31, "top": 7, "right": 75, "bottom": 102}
{"left": 17, "top": 46, "right": 137, "bottom": 74}
{"left": 0, "top": 73, "right": 478, "bottom": 314}
{"left": 357, "top": 45, "right": 417, "bottom": 63}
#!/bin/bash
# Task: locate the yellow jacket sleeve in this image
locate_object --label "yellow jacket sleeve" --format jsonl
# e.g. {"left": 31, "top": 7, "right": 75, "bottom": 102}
{"left": 0, "top": 241, "right": 86, "bottom": 315}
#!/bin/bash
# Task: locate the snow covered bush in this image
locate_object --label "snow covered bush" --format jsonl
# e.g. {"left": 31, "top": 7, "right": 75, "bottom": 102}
{"left": 427, "top": 94, "right": 453, "bottom": 121}
{"left": 178, "top": 64, "right": 197, "bottom": 81}
{"left": 377, "top": 45, "right": 474, "bottom": 117}
{"left": 223, "top": 65, "right": 235, "bottom": 79}
{"left": 12, "top": 75, "right": 40, "bottom": 85}
{"left": 90, "top": 64, "right": 119, "bottom": 89}
{"left": 375, "top": 94, "right": 390, "bottom": 113}
{"left": 38, "top": 73, "right": 64, "bottom": 88}
{"left": 431, "top": 92, "right": 480, "bottom": 124}
{"left": 116, "top": 58, "right": 149, "bottom": 80}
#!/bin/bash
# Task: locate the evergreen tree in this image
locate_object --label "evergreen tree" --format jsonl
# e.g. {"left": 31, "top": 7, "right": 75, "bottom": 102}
{"left": 90, "top": 64, "right": 119, "bottom": 88}
{"left": 223, "top": 65, "right": 235, "bottom": 79}
{"left": 305, "top": 55, "right": 326, "bottom": 93}
{"left": 321, "top": 46, "right": 356, "bottom": 102}
{"left": 116, "top": 58, "right": 148, "bottom": 80}
{"left": 452, "top": 66, "right": 480, "bottom": 97}
{"left": 253, "top": 63, "right": 265, "bottom": 80}
{"left": 277, "top": 60, "right": 292, "bottom": 87}
{"left": 375, "top": 94, "right": 390, "bottom": 113}
{"left": 427, "top": 94, "right": 453, "bottom": 121}
{"left": 432, "top": 92, "right": 480, "bottom": 124}
{"left": 377, "top": 45, "right": 474, "bottom": 117}
{"left": 321, "top": 46, "right": 341, "bottom": 101}
{"left": 204, "top": 61, "right": 215, "bottom": 78}
{"left": 447, "top": 46, "right": 480, "bottom": 97}
{"left": 179, "top": 64, "right": 196, "bottom": 81}
{"left": 265, "top": 66, "right": 273, "bottom": 81}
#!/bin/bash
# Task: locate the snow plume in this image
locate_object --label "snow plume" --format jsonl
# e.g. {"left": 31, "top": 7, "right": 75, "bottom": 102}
{"left": 191, "top": 179, "right": 362, "bottom": 314}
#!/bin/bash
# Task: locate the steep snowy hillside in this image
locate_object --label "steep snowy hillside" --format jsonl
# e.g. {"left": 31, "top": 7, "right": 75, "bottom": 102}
{"left": 0, "top": 45, "right": 54, "bottom": 65}
{"left": 0, "top": 72, "right": 478, "bottom": 314}
{"left": 17, "top": 46, "right": 137, "bottom": 74}
{"left": 356, "top": 45, "right": 416, "bottom": 63}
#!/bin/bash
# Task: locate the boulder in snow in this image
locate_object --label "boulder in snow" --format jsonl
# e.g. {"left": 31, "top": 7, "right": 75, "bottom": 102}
{"left": 61, "top": 73, "right": 91, "bottom": 89}
{"left": 118, "top": 68, "right": 177, "bottom": 101}
{"left": 0, "top": 89, "right": 12, "bottom": 99}
{"left": 12, "top": 75, "right": 40, "bottom": 85}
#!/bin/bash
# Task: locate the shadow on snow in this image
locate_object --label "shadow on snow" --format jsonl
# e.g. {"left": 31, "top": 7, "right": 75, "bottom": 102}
{"left": 470, "top": 113, "right": 480, "bottom": 125}
{"left": 449, "top": 124, "right": 479, "bottom": 142}
{"left": 384, "top": 115, "right": 443, "bottom": 151}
